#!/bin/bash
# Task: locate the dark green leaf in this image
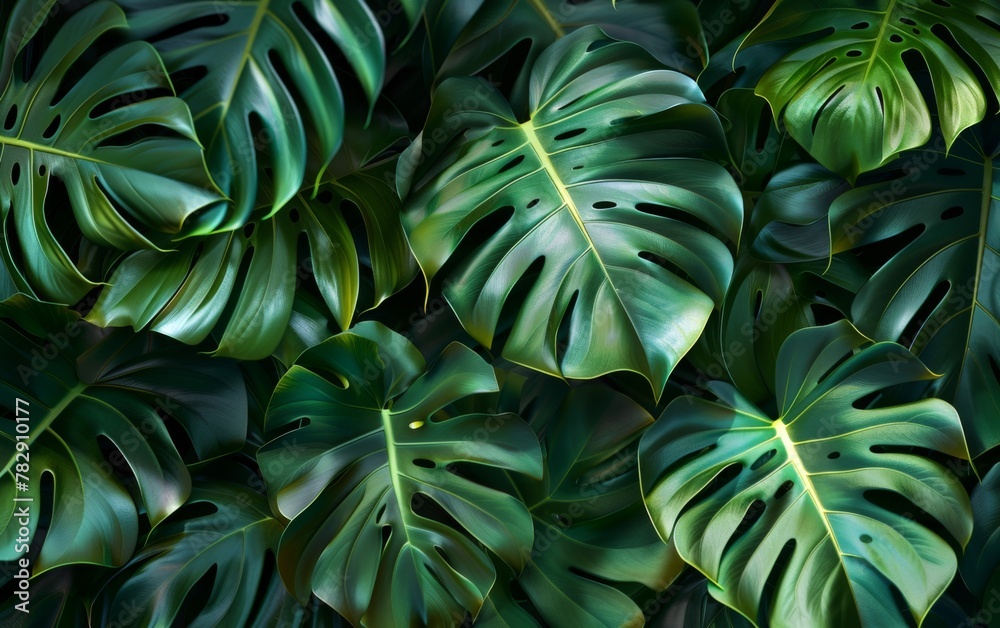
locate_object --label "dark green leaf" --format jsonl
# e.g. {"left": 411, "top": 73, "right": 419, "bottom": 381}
{"left": 0, "top": 297, "right": 246, "bottom": 572}
{"left": 261, "top": 322, "right": 543, "bottom": 625}
{"left": 399, "top": 27, "right": 742, "bottom": 400}
{"left": 0, "top": 1, "right": 221, "bottom": 303}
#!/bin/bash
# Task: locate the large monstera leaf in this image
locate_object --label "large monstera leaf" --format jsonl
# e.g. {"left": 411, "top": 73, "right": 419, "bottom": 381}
{"left": 740, "top": 0, "right": 1000, "bottom": 180}
{"left": 639, "top": 321, "right": 973, "bottom": 627}
{"left": 810, "top": 127, "right": 1000, "bottom": 458}
{"left": 0, "top": 1, "right": 221, "bottom": 304}
{"left": 93, "top": 472, "right": 301, "bottom": 628}
{"left": 118, "top": 0, "right": 391, "bottom": 228}
{"left": 426, "top": 0, "right": 705, "bottom": 102}
{"left": 399, "top": 27, "right": 742, "bottom": 400}
{"left": 0, "top": 297, "right": 247, "bottom": 573}
{"left": 86, "top": 105, "right": 417, "bottom": 360}
{"left": 260, "top": 322, "right": 543, "bottom": 625}
{"left": 476, "top": 382, "right": 683, "bottom": 627}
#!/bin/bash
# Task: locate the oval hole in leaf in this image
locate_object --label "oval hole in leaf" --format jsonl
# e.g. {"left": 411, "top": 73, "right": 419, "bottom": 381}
{"left": 774, "top": 480, "right": 794, "bottom": 499}
{"left": 751, "top": 448, "right": 777, "bottom": 471}
{"left": 898, "top": 280, "right": 950, "bottom": 348}
{"left": 3, "top": 105, "right": 16, "bottom": 130}
{"left": 938, "top": 167, "right": 966, "bottom": 176}
{"left": 499, "top": 155, "right": 525, "bottom": 174}
{"left": 554, "top": 128, "right": 586, "bottom": 141}
{"left": 941, "top": 206, "right": 964, "bottom": 220}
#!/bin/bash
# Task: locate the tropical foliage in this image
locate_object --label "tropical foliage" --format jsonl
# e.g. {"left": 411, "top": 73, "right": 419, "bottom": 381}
{"left": 0, "top": 0, "right": 998, "bottom": 626}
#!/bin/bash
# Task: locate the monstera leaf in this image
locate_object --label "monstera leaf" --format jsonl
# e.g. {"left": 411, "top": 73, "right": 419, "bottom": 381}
{"left": 0, "top": 565, "right": 100, "bottom": 627}
{"left": 399, "top": 27, "right": 742, "bottom": 400}
{"left": 960, "top": 465, "right": 1000, "bottom": 610}
{"left": 426, "top": 0, "right": 705, "bottom": 103}
{"left": 118, "top": 0, "right": 393, "bottom": 228}
{"left": 93, "top": 473, "right": 290, "bottom": 628}
{"left": 715, "top": 88, "right": 803, "bottom": 196}
{"left": 740, "top": 0, "right": 1000, "bottom": 180}
{"left": 1, "top": 0, "right": 60, "bottom": 80}
{"left": 0, "top": 296, "right": 247, "bottom": 573}
{"left": 0, "top": 1, "right": 221, "bottom": 304}
{"left": 260, "top": 322, "right": 543, "bottom": 625}
{"left": 717, "top": 256, "right": 865, "bottom": 403}
{"left": 808, "top": 127, "right": 1000, "bottom": 458}
{"left": 709, "top": 162, "right": 868, "bottom": 401}
{"left": 86, "top": 105, "right": 417, "bottom": 360}
{"left": 640, "top": 321, "right": 973, "bottom": 626}
{"left": 646, "top": 578, "right": 753, "bottom": 628}
{"left": 475, "top": 381, "right": 684, "bottom": 627}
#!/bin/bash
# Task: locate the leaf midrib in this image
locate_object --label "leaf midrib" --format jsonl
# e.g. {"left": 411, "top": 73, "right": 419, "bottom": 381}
{"left": 771, "top": 418, "right": 867, "bottom": 613}
{"left": 525, "top": 0, "right": 566, "bottom": 38}
{"left": 1, "top": 381, "right": 86, "bottom": 476}
{"left": 202, "top": 0, "right": 271, "bottom": 145}
{"left": 0, "top": 135, "right": 114, "bottom": 167}
{"left": 382, "top": 408, "right": 415, "bottom": 552}
{"left": 860, "top": 0, "right": 900, "bottom": 84}
{"left": 954, "top": 154, "right": 995, "bottom": 391}
{"left": 520, "top": 118, "right": 622, "bottom": 306}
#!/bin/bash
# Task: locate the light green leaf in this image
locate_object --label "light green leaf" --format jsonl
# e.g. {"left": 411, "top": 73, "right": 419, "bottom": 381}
{"left": 640, "top": 320, "right": 973, "bottom": 627}
{"left": 741, "top": 0, "right": 1000, "bottom": 180}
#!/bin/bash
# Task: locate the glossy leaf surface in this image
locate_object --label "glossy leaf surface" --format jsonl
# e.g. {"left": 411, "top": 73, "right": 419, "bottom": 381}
{"left": 261, "top": 322, "right": 543, "bottom": 625}
{"left": 400, "top": 27, "right": 742, "bottom": 399}
{"left": 640, "top": 321, "right": 973, "bottom": 627}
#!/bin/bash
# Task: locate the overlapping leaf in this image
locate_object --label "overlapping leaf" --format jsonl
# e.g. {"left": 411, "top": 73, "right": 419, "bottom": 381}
{"left": 93, "top": 475, "right": 288, "bottom": 628}
{"left": 86, "top": 105, "right": 417, "bottom": 360}
{"left": 960, "top": 465, "right": 1000, "bottom": 608}
{"left": 831, "top": 132, "right": 1000, "bottom": 458}
{"left": 476, "top": 382, "right": 683, "bottom": 627}
{"left": 426, "top": 0, "right": 704, "bottom": 104}
{"left": 0, "top": 297, "right": 246, "bottom": 572}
